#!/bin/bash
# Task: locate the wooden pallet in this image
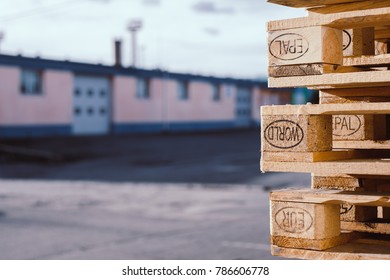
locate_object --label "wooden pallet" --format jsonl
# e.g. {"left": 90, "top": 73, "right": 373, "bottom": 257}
{"left": 267, "top": 1, "right": 390, "bottom": 88}
{"left": 270, "top": 188, "right": 390, "bottom": 258}
{"left": 264, "top": 0, "right": 390, "bottom": 260}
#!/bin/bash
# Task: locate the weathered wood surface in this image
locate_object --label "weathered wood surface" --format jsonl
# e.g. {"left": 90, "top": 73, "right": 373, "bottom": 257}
{"left": 268, "top": 26, "right": 342, "bottom": 66}
{"left": 268, "top": 64, "right": 363, "bottom": 77}
{"left": 312, "top": 174, "right": 362, "bottom": 190}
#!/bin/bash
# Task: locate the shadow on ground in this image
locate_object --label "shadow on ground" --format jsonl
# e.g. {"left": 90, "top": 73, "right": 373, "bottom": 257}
{"left": 0, "top": 129, "right": 310, "bottom": 188}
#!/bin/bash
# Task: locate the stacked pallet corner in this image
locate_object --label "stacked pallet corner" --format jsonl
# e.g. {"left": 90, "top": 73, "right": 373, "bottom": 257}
{"left": 263, "top": 0, "right": 390, "bottom": 260}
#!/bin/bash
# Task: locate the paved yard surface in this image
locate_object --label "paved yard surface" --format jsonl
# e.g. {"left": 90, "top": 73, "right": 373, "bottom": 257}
{"left": 0, "top": 130, "right": 310, "bottom": 259}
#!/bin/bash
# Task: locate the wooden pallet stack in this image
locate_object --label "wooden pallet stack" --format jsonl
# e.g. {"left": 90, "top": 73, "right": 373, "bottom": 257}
{"left": 262, "top": 0, "right": 390, "bottom": 259}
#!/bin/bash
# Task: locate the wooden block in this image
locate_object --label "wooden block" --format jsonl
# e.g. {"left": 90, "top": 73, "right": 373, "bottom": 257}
{"left": 268, "top": 26, "right": 342, "bottom": 66}
{"left": 271, "top": 232, "right": 360, "bottom": 250}
{"left": 261, "top": 114, "right": 332, "bottom": 152}
{"left": 267, "top": 0, "right": 365, "bottom": 8}
{"left": 343, "top": 28, "right": 375, "bottom": 57}
{"left": 332, "top": 114, "right": 380, "bottom": 140}
{"left": 271, "top": 201, "right": 340, "bottom": 240}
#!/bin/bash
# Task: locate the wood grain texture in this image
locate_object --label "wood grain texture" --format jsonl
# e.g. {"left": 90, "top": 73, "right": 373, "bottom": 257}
{"left": 320, "top": 87, "right": 390, "bottom": 97}
{"left": 261, "top": 102, "right": 390, "bottom": 116}
{"left": 343, "top": 54, "right": 390, "bottom": 67}
{"left": 343, "top": 28, "right": 375, "bottom": 57}
{"left": 333, "top": 140, "right": 390, "bottom": 149}
{"left": 262, "top": 150, "right": 363, "bottom": 163}
{"left": 341, "top": 220, "right": 390, "bottom": 234}
{"left": 308, "top": 0, "right": 390, "bottom": 14}
{"left": 268, "top": 7, "right": 390, "bottom": 31}
{"left": 268, "top": 70, "right": 390, "bottom": 89}
{"left": 271, "top": 239, "right": 390, "bottom": 259}
{"left": 268, "top": 64, "right": 363, "bottom": 77}
{"left": 271, "top": 232, "right": 361, "bottom": 250}
{"left": 261, "top": 159, "right": 390, "bottom": 175}
{"left": 270, "top": 188, "right": 390, "bottom": 207}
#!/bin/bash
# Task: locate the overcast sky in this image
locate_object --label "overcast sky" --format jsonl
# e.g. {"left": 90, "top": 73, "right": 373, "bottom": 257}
{"left": 0, "top": 0, "right": 305, "bottom": 79}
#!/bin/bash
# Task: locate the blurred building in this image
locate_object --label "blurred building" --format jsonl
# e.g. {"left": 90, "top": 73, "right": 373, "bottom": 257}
{"left": 0, "top": 54, "right": 291, "bottom": 138}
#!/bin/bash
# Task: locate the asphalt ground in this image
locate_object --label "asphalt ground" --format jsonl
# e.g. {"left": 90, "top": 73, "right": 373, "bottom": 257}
{"left": 0, "top": 129, "right": 310, "bottom": 259}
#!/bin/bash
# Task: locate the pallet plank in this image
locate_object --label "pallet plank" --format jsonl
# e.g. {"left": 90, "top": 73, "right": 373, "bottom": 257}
{"left": 271, "top": 239, "right": 390, "bottom": 259}
{"left": 270, "top": 189, "right": 390, "bottom": 207}
{"left": 261, "top": 102, "right": 390, "bottom": 115}
{"left": 268, "top": 7, "right": 390, "bottom": 31}
{"left": 267, "top": 0, "right": 365, "bottom": 8}
{"left": 271, "top": 232, "right": 360, "bottom": 250}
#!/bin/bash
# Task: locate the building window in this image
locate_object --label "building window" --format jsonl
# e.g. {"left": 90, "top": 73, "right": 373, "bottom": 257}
{"left": 136, "top": 78, "right": 150, "bottom": 99}
{"left": 212, "top": 84, "right": 221, "bottom": 101}
{"left": 178, "top": 80, "right": 189, "bottom": 100}
{"left": 21, "top": 69, "right": 42, "bottom": 95}
{"left": 225, "top": 84, "right": 233, "bottom": 97}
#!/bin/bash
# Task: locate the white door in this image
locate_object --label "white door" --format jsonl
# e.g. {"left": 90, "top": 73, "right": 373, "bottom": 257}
{"left": 73, "top": 76, "right": 111, "bottom": 135}
{"left": 235, "top": 87, "right": 252, "bottom": 127}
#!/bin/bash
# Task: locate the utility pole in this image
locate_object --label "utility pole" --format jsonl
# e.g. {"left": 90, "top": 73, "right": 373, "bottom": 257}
{"left": 0, "top": 31, "right": 4, "bottom": 54}
{"left": 127, "top": 19, "right": 142, "bottom": 67}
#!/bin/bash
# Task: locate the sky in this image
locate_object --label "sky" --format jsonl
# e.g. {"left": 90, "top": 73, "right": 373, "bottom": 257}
{"left": 0, "top": 0, "right": 306, "bottom": 79}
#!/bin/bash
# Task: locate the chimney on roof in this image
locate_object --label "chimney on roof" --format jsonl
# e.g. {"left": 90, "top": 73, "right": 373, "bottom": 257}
{"left": 114, "top": 39, "right": 122, "bottom": 67}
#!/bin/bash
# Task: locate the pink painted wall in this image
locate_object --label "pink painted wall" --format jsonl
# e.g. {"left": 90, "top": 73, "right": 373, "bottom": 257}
{"left": 0, "top": 66, "right": 73, "bottom": 125}
{"left": 112, "top": 76, "right": 164, "bottom": 123}
{"left": 112, "top": 76, "right": 236, "bottom": 123}
{"left": 251, "top": 87, "right": 262, "bottom": 123}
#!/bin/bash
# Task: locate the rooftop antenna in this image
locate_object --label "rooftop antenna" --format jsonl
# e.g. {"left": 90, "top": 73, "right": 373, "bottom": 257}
{"left": 127, "top": 19, "right": 143, "bottom": 67}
